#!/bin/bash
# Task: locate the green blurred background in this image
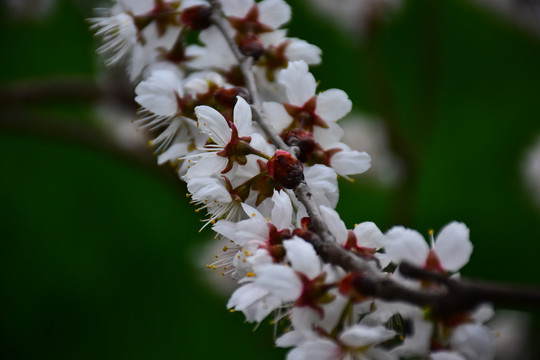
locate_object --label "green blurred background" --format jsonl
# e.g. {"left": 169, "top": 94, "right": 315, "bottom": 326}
{"left": 1, "top": 0, "right": 540, "bottom": 358}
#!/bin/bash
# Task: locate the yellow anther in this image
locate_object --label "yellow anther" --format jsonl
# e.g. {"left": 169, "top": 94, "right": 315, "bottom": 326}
{"left": 242, "top": 258, "right": 246, "bottom": 263}
{"left": 148, "top": 140, "right": 153, "bottom": 146}
{"left": 211, "top": 220, "right": 216, "bottom": 224}
{"left": 223, "top": 246, "right": 228, "bottom": 251}
{"left": 354, "top": 223, "right": 358, "bottom": 228}
{"left": 212, "top": 265, "right": 217, "bottom": 269}
{"left": 269, "top": 320, "right": 275, "bottom": 325}
{"left": 246, "top": 272, "right": 256, "bottom": 277}
{"left": 428, "top": 229, "right": 434, "bottom": 236}
{"left": 252, "top": 213, "right": 256, "bottom": 217}
{"left": 215, "top": 255, "right": 219, "bottom": 258}
{"left": 237, "top": 255, "right": 241, "bottom": 259}
{"left": 186, "top": 193, "right": 190, "bottom": 197}
{"left": 206, "top": 264, "right": 211, "bottom": 268}
{"left": 266, "top": 217, "right": 270, "bottom": 222}
{"left": 244, "top": 250, "right": 250, "bottom": 256}
{"left": 229, "top": 309, "right": 235, "bottom": 313}
{"left": 223, "top": 267, "right": 227, "bottom": 270}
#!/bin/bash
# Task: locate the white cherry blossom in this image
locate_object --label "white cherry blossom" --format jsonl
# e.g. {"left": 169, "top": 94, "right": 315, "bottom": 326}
{"left": 383, "top": 222, "right": 473, "bottom": 273}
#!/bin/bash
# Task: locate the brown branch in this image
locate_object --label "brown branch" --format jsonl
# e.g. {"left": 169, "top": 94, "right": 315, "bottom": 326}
{"left": 207, "top": 0, "right": 540, "bottom": 319}
{"left": 208, "top": 0, "right": 335, "bottom": 244}
{"left": 207, "top": 0, "right": 289, "bottom": 151}
{"left": 305, "top": 232, "right": 540, "bottom": 316}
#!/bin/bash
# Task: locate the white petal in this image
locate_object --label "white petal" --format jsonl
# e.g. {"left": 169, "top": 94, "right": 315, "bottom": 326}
{"left": 220, "top": 0, "right": 253, "bottom": 17}
{"left": 450, "top": 324, "right": 495, "bottom": 360}
{"left": 316, "top": 89, "right": 352, "bottom": 122}
{"left": 185, "top": 155, "right": 228, "bottom": 179}
{"left": 156, "top": 143, "right": 189, "bottom": 165}
{"left": 339, "top": 325, "right": 395, "bottom": 347}
{"left": 262, "top": 101, "right": 292, "bottom": 133}
{"left": 135, "top": 69, "right": 182, "bottom": 116}
{"left": 291, "top": 307, "right": 319, "bottom": 331}
{"left": 314, "top": 122, "right": 344, "bottom": 148}
{"left": 304, "top": 165, "right": 339, "bottom": 208}
{"left": 288, "top": 339, "right": 339, "bottom": 360}
{"left": 195, "top": 105, "right": 231, "bottom": 145}
{"left": 212, "top": 220, "right": 237, "bottom": 240}
{"left": 352, "top": 222, "right": 384, "bottom": 249}
{"left": 258, "top": 0, "right": 291, "bottom": 28}
{"left": 178, "top": 0, "right": 207, "bottom": 10}
{"left": 241, "top": 202, "right": 265, "bottom": 221}
{"left": 227, "top": 283, "right": 268, "bottom": 310}
{"left": 187, "top": 177, "right": 231, "bottom": 203}
{"left": 319, "top": 205, "right": 348, "bottom": 244}
{"left": 384, "top": 227, "right": 429, "bottom": 267}
{"left": 186, "top": 26, "right": 236, "bottom": 71}
{"left": 330, "top": 149, "right": 371, "bottom": 176}
{"left": 259, "top": 29, "right": 286, "bottom": 47}
{"left": 235, "top": 218, "right": 270, "bottom": 246}
{"left": 431, "top": 351, "right": 466, "bottom": 360}
{"left": 276, "top": 330, "right": 313, "bottom": 348}
{"left": 434, "top": 222, "right": 472, "bottom": 272}
{"left": 119, "top": 0, "right": 154, "bottom": 15}
{"left": 284, "top": 237, "right": 321, "bottom": 278}
{"left": 254, "top": 264, "right": 301, "bottom": 301}
{"left": 270, "top": 190, "right": 294, "bottom": 230}
{"left": 227, "top": 283, "right": 279, "bottom": 322}
{"left": 279, "top": 61, "right": 317, "bottom": 106}
{"left": 233, "top": 96, "right": 253, "bottom": 135}
{"left": 471, "top": 303, "right": 494, "bottom": 323}
{"left": 285, "top": 38, "right": 322, "bottom": 65}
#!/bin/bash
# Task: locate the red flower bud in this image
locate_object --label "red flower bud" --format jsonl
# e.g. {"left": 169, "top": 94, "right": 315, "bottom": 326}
{"left": 238, "top": 34, "right": 265, "bottom": 60}
{"left": 180, "top": 5, "right": 212, "bottom": 30}
{"left": 214, "top": 87, "right": 251, "bottom": 109}
{"left": 267, "top": 150, "right": 304, "bottom": 189}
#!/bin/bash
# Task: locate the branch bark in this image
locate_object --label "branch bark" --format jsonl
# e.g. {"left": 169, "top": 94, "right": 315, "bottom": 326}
{"left": 206, "top": 0, "right": 540, "bottom": 317}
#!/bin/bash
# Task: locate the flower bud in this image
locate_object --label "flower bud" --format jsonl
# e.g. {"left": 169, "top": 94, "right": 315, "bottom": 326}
{"left": 238, "top": 34, "right": 264, "bottom": 60}
{"left": 283, "top": 129, "right": 317, "bottom": 163}
{"left": 267, "top": 150, "right": 304, "bottom": 189}
{"left": 180, "top": 5, "right": 212, "bottom": 30}
{"left": 214, "top": 87, "right": 251, "bottom": 109}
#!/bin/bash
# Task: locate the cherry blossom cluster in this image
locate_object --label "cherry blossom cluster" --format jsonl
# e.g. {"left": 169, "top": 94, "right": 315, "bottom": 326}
{"left": 91, "top": 1, "right": 496, "bottom": 359}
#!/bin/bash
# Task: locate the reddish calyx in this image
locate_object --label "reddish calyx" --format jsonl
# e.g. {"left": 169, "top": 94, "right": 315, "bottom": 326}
{"left": 283, "top": 96, "right": 328, "bottom": 133}
{"left": 257, "top": 40, "right": 290, "bottom": 81}
{"left": 138, "top": 0, "right": 182, "bottom": 36}
{"left": 338, "top": 272, "right": 370, "bottom": 303}
{"left": 216, "top": 123, "right": 253, "bottom": 174}
{"left": 295, "top": 272, "right": 335, "bottom": 318}
{"left": 344, "top": 230, "right": 377, "bottom": 259}
{"left": 261, "top": 223, "right": 292, "bottom": 263}
{"left": 228, "top": 6, "right": 273, "bottom": 59}
{"left": 424, "top": 250, "right": 445, "bottom": 274}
